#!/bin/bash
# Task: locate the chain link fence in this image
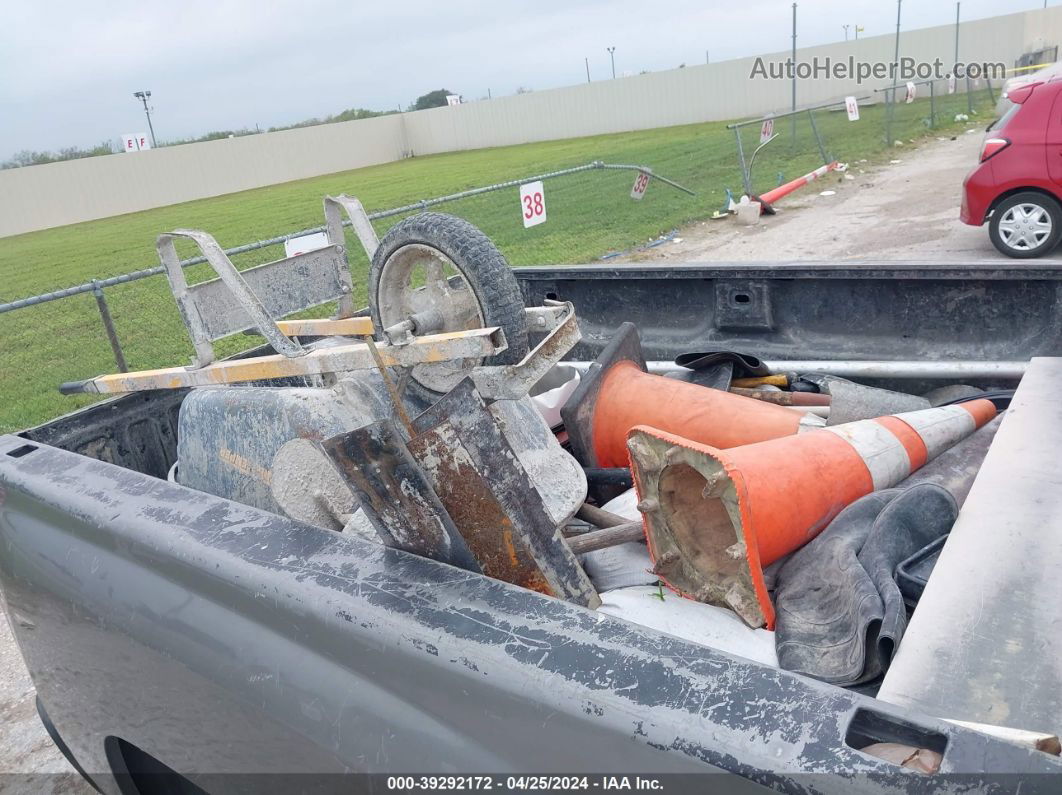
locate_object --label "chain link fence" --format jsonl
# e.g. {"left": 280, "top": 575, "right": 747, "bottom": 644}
{"left": 728, "top": 78, "right": 997, "bottom": 200}
{"left": 1, "top": 89, "right": 998, "bottom": 434}
{"left": 878, "top": 76, "right": 997, "bottom": 146}
{"left": 0, "top": 162, "right": 705, "bottom": 433}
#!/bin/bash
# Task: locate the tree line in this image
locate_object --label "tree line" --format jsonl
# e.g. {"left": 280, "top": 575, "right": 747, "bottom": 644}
{"left": 2, "top": 89, "right": 461, "bottom": 170}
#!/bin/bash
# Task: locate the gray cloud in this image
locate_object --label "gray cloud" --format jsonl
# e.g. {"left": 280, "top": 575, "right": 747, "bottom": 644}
{"left": 0, "top": 0, "right": 1041, "bottom": 155}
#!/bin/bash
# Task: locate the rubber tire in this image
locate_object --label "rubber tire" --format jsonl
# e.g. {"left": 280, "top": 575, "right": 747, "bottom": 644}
{"left": 369, "top": 212, "right": 529, "bottom": 400}
{"left": 988, "top": 192, "right": 1062, "bottom": 259}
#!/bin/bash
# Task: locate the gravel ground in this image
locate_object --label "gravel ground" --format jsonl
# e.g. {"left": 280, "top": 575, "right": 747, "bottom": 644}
{"left": 0, "top": 606, "right": 93, "bottom": 793}
{"left": 621, "top": 128, "right": 1062, "bottom": 264}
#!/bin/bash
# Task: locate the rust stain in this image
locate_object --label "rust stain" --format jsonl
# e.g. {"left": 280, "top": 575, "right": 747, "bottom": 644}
{"left": 501, "top": 525, "right": 519, "bottom": 569}
{"left": 407, "top": 427, "right": 558, "bottom": 597}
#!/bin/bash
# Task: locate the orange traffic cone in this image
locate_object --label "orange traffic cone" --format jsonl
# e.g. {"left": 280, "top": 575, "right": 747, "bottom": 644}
{"left": 627, "top": 400, "right": 997, "bottom": 629}
{"left": 561, "top": 323, "right": 823, "bottom": 469}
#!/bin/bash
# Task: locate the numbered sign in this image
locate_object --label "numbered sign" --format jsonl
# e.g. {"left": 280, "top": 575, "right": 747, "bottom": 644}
{"left": 844, "top": 96, "right": 860, "bottom": 122}
{"left": 759, "top": 117, "right": 775, "bottom": 145}
{"left": 948, "top": 75, "right": 957, "bottom": 95}
{"left": 630, "top": 171, "right": 651, "bottom": 200}
{"left": 122, "top": 132, "right": 151, "bottom": 152}
{"left": 520, "top": 181, "right": 546, "bottom": 228}
{"left": 905, "top": 82, "right": 917, "bottom": 104}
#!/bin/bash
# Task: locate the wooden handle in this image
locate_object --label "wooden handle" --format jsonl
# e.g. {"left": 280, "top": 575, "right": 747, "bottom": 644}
{"left": 567, "top": 522, "right": 645, "bottom": 555}
{"left": 576, "top": 502, "right": 632, "bottom": 529}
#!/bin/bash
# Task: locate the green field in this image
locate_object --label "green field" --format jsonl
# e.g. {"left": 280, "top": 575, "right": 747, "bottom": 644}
{"left": 0, "top": 92, "right": 993, "bottom": 433}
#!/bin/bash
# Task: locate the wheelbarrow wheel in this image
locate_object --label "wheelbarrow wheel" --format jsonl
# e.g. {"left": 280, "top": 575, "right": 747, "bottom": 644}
{"left": 368, "top": 212, "right": 529, "bottom": 401}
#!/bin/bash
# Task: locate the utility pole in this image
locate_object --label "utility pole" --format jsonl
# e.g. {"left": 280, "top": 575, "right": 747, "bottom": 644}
{"left": 706, "top": 49, "right": 710, "bottom": 64}
{"left": 791, "top": 3, "right": 797, "bottom": 143}
{"left": 132, "top": 90, "right": 157, "bottom": 147}
{"left": 607, "top": 47, "right": 616, "bottom": 78}
{"left": 954, "top": 2, "right": 960, "bottom": 66}
{"left": 585, "top": 57, "right": 591, "bottom": 83}
{"left": 892, "top": 0, "right": 903, "bottom": 85}
{"left": 886, "top": 0, "right": 903, "bottom": 145}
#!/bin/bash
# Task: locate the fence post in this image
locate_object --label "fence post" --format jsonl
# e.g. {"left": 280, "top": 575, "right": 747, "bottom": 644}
{"left": 92, "top": 280, "right": 128, "bottom": 373}
{"left": 966, "top": 75, "right": 974, "bottom": 115}
{"left": 885, "top": 88, "right": 895, "bottom": 145}
{"left": 806, "top": 109, "right": 829, "bottom": 164}
{"left": 985, "top": 77, "right": 995, "bottom": 106}
{"left": 929, "top": 80, "right": 937, "bottom": 128}
{"left": 733, "top": 127, "right": 753, "bottom": 196}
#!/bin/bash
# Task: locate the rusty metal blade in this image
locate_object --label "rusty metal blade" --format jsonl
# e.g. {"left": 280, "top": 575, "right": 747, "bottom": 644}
{"left": 320, "top": 420, "right": 480, "bottom": 572}
{"left": 409, "top": 379, "right": 600, "bottom": 608}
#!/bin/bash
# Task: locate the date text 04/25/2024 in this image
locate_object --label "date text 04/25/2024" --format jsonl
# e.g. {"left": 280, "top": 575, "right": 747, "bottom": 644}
{"left": 386, "top": 776, "right": 663, "bottom": 790}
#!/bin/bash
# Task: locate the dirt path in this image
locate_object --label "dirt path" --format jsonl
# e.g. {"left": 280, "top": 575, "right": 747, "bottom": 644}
{"left": 0, "top": 606, "right": 92, "bottom": 792}
{"left": 623, "top": 129, "right": 1062, "bottom": 263}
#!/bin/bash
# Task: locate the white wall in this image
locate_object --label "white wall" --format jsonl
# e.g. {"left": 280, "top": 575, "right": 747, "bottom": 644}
{"left": 2, "top": 6, "right": 1059, "bottom": 238}
{"left": 404, "top": 7, "right": 1050, "bottom": 155}
{"left": 0, "top": 114, "right": 408, "bottom": 238}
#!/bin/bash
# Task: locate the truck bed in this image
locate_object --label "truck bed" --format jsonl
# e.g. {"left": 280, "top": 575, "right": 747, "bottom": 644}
{"left": 3, "top": 263, "right": 1062, "bottom": 793}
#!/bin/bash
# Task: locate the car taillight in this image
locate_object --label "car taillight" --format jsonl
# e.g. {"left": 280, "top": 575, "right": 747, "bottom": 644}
{"left": 981, "top": 137, "right": 1011, "bottom": 162}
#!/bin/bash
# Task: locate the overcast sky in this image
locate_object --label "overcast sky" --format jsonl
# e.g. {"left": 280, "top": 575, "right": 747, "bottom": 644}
{"left": 0, "top": 0, "right": 1051, "bottom": 155}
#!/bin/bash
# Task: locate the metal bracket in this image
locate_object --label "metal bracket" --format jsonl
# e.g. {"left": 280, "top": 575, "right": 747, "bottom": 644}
{"left": 158, "top": 229, "right": 305, "bottom": 368}
{"left": 158, "top": 195, "right": 378, "bottom": 369}
{"left": 714, "top": 281, "right": 774, "bottom": 332}
{"left": 324, "top": 193, "right": 377, "bottom": 321}
{"left": 470, "top": 300, "right": 581, "bottom": 399}
{"left": 324, "top": 193, "right": 379, "bottom": 263}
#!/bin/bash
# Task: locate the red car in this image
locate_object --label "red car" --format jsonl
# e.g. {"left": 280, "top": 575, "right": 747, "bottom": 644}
{"left": 961, "top": 77, "right": 1062, "bottom": 258}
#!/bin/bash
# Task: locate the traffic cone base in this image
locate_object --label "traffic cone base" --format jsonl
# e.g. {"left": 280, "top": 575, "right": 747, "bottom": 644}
{"left": 628, "top": 428, "right": 774, "bottom": 629}
{"left": 628, "top": 400, "right": 997, "bottom": 629}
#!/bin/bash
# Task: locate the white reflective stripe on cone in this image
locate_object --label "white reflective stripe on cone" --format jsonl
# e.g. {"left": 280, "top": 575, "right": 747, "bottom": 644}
{"left": 893, "top": 406, "right": 976, "bottom": 461}
{"left": 823, "top": 420, "right": 911, "bottom": 490}
{"left": 797, "top": 413, "right": 827, "bottom": 432}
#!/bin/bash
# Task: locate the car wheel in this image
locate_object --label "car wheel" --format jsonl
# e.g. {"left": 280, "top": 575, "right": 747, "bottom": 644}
{"left": 988, "top": 192, "right": 1062, "bottom": 259}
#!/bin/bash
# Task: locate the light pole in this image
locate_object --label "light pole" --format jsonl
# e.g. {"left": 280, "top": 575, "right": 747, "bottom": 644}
{"left": 954, "top": 2, "right": 960, "bottom": 67}
{"left": 133, "top": 91, "right": 157, "bottom": 147}
{"left": 585, "top": 57, "right": 591, "bottom": 83}
{"left": 886, "top": 0, "right": 903, "bottom": 145}
{"left": 607, "top": 47, "right": 616, "bottom": 78}
{"left": 791, "top": 3, "right": 797, "bottom": 142}
{"left": 843, "top": 24, "right": 850, "bottom": 41}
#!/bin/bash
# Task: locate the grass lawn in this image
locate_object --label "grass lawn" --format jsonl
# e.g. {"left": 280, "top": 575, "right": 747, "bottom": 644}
{"left": 0, "top": 91, "right": 994, "bottom": 433}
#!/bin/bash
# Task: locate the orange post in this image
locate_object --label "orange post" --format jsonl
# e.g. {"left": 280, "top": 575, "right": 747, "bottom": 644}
{"left": 758, "top": 161, "right": 840, "bottom": 208}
